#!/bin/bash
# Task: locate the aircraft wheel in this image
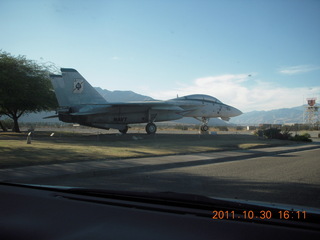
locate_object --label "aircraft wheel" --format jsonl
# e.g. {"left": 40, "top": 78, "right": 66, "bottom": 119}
{"left": 146, "top": 123, "right": 157, "bottom": 134}
{"left": 201, "top": 125, "right": 209, "bottom": 132}
{"left": 119, "top": 126, "right": 129, "bottom": 134}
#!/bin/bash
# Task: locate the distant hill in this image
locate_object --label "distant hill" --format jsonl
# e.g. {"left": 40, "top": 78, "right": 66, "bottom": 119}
{"left": 230, "top": 106, "right": 305, "bottom": 125}
{"left": 95, "top": 87, "right": 154, "bottom": 102}
{"left": 18, "top": 88, "right": 311, "bottom": 126}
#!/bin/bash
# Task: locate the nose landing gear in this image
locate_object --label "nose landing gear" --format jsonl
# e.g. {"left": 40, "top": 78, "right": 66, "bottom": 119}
{"left": 200, "top": 124, "right": 209, "bottom": 132}
{"left": 197, "top": 117, "right": 210, "bottom": 134}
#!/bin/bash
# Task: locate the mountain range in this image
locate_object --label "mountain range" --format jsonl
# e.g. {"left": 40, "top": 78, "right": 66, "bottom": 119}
{"left": 229, "top": 106, "right": 306, "bottom": 125}
{"left": 95, "top": 87, "right": 154, "bottom": 102}
{"left": 19, "top": 88, "right": 310, "bottom": 126}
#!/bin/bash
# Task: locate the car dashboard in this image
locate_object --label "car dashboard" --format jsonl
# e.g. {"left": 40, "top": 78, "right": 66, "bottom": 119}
{"left": 1, "top": 182, "right": 319, "bottom": 240}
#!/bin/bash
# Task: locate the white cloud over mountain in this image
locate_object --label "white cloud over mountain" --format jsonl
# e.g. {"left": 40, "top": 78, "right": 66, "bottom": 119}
{"left": 147, "top": 74, "right": 320, "bottom": 112}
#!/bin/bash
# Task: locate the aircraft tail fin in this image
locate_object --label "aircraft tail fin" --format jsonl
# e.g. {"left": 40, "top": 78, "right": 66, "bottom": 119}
{"left": 50, "top": 68, "right": 107, "bottom": 107}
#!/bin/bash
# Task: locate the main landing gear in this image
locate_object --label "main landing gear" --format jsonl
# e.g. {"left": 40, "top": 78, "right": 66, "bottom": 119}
{"left": 145, "top": 110, "right": 157, "bottom": 134}
{"left": 118, "top": 123, "right": 157, "bottom": 134}
{"left": 118, "top": 123, "right": 157, "bottom": 135}
{"left": 119, "top": 126, "right": 129, "bottom": 134}
{"left": 146, "top": 122, "right": 157, "bottom": 134}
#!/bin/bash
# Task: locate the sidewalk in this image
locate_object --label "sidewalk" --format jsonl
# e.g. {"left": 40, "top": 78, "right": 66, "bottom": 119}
{"left": 1, "top": 142, "right": 319, "bottom": 182}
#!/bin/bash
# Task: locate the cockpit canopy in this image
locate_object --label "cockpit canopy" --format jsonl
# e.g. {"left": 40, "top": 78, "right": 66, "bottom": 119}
{"left": 175, "top": 94, "right": 222, "bottom": 103}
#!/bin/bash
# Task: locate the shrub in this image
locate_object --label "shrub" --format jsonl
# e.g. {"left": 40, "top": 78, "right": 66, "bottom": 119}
{"left": 290, "top": 133, "right": 312, "bottom": 142}
{"left": 217, "top": 126, "right": 228, "bottom": 131}
{"left": 263, "top": 128, "right": 282, "bottom": 139}
{"left": 255, "top": 127, "right": 312, "bottom": 142}
{"left": 254, "top": 129, "right": 264, "bottom": 138}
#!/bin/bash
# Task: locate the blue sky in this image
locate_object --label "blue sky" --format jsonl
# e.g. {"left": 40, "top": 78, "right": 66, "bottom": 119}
{"left": 1, "top": 0, "right": 319, "bottom": 112}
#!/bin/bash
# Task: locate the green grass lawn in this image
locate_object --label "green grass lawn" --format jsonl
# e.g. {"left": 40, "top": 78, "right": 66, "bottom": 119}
{"left": 0, "top": 131, "right": 296, "bottom": 168}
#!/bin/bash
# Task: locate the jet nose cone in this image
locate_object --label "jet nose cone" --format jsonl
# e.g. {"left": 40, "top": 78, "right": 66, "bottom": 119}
{"left": 231, "top": 107, "right": 242, "bottom": 117}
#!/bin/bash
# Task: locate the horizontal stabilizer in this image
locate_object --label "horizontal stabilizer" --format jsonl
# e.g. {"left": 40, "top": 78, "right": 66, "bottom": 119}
{"left": 43, "top": 115, "right": 58, "bottom": 119}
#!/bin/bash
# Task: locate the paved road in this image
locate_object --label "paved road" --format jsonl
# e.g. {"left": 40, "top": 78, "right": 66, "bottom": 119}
{"left": 1, "top": 143, "right": 319, "bottom": 208}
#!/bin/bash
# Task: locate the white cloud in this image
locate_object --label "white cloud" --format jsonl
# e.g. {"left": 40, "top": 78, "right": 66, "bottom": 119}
{"left": 146, "top": 74, "right": 320, "bottom": 112}
{"left": 194, "top": 74, "right": 248, "bottom": 86}
{"left": 279, "top": 65, "right": 320, "bottom": 75}
{"left": 111, "top": 56, "right": 121, "bottom": 60}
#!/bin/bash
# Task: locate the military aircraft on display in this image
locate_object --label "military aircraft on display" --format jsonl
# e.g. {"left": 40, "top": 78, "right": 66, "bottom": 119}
{"left": 49, "top": 68, "right": 242, "bottom": 134}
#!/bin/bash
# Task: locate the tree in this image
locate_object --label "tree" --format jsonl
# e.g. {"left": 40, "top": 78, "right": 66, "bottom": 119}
{"left": 0, "top": 115, "right": 8, "bottom": 132}
{"left": 0, "top": 51, "right": 58, "bottom": 132}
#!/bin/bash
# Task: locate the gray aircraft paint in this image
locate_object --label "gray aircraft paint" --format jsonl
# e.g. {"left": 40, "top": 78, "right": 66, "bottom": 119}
{"left": 50, "top": 68, "right": 242, "bottom": 134}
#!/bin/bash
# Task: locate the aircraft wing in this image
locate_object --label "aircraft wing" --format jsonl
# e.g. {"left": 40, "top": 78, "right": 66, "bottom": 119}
{"left": 99, "top": 101, "right": 170, "bottom": 107}
{"left": 100, "top": 101, "right": 203, "bottom": 111}
{"left": 67, "top": 101, "right": 194, "bottom": 115}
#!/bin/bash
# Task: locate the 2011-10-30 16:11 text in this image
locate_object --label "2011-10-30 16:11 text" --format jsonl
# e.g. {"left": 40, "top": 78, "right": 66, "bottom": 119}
{"left": 212, "top": 210, "right": 307, "bottom": 220}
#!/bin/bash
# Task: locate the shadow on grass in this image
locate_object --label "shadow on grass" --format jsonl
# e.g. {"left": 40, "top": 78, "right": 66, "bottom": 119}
{"left": 0, "top": 146, "right": 97, "bottom": 168}
{"left": 0, "top": 131, "right": 299, "bottom": 169}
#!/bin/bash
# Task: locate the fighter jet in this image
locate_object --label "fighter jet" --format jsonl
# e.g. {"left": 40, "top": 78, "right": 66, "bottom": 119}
{"left": 49, "top": 68, "right": 242, "bottom": 134}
